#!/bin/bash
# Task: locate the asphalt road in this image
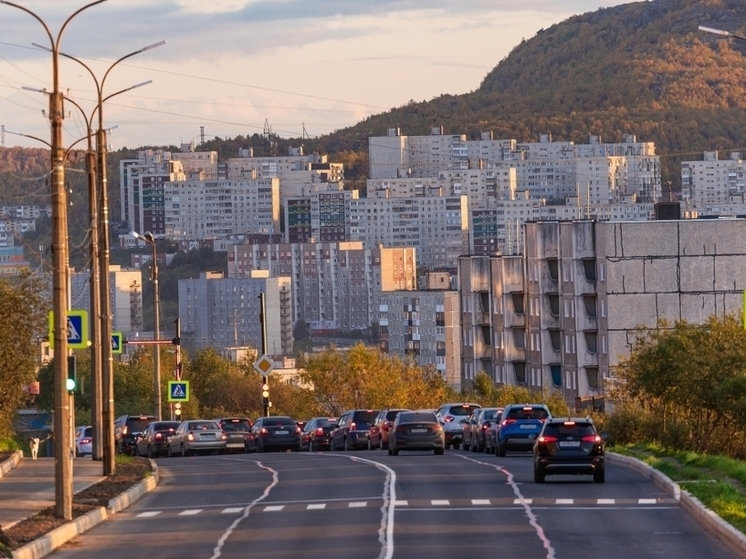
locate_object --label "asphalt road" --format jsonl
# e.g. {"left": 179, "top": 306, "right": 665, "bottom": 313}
{"left": 46, "top": 449, "right": 741, "bottom": 559}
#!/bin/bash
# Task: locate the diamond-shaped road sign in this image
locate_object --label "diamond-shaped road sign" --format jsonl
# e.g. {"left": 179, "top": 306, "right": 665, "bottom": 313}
{"left": 253, "top": 354, "right": 274, "bottom": 375}
{"left": 48, "top": 310, "right": 89, "bottom": 350}
{"left": 167, "top": 380, "right": 190, "bottom": 402}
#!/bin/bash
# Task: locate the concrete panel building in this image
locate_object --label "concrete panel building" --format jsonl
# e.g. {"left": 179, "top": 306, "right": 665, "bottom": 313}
{"left": 70, "top": 265, "right": 143, "bottom": 335}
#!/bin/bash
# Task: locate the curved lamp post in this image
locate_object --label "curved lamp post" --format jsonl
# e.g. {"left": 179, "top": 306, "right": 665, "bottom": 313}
{"left": 0, "top": 0, "right": 108, "bottom": 520}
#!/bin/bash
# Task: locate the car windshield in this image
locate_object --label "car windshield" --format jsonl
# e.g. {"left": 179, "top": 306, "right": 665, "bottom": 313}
{"left": 221, "top": 419, "right": 251, "bottom": 432}
{"left": 386, "top": 410, "right": 405, "bottom": 421}
{"left": 265, "top": 418, "right": 296, "bottom": 427}
{"left": 446, "top": 405, "right": 478, "bottom": 416}
{"left": 189, "top": 422, "right": 219, "bottom": 430}
{"left": 318, "top": 418, "right": 337, "bottom": 427}
{"left": 351, "top": 411, "right": 377, "bottom": 429}
{"left": 128, "top": 419, "right": 153, "bottom": 432}
{"left": 153, "top": 422, "right": 179, "bottom": 431}
{"left": 543, "top": 423, "right": 596, "bottom": 438}
{"left": 83, "top": 427, "right": 92, "bottom": 437}
{"left": 506, "top": 407, "right": 550, "bottom": 420}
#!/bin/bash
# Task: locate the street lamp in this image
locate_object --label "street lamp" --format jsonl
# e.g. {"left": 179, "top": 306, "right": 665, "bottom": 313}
{"left": 0, "top": 0, "right": 109, "bottom": 522}
{"left": 131, "top": 230, "right": 162, "bottom": 421}
{"left": 698, "top": 25, "right": 746, "bottom": 41}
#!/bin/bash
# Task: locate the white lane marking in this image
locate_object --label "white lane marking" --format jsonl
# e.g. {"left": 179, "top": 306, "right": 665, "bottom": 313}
{"left": 472, "top": 499, "right": 491, "bottom": 505}
{"left": 210, "top": 461, "right": 279, "bottom": 559}
{"left": 346, "top": 454, "right": 397, "bottom": 559}
{"left": 393, "top": 499, "right": 408, "bottom": 506}
{"left": 349, "top": 502, "right": 368, "bottom": 508}
{"left": 514, "top": 498, "right": 533, "bottom": 505}
{"left": 597, "top": 499, "right": 615, "bottom": 505}
{"left": 307, "top": 503, "right": 326, "bottom": 510}
{"left": 460, "top": 455, "right": 556, "bottom": 559}
{"left": 431, "top": 499, "right": 450, "bottom": 506}
{"left": 639, "top": 498, "right": 657, "bottom": 504}
{"left": 556, "top": 499, "right": 574, "bottom": 505}
{"left": 264, "top": 505, "right": 284, "bottom": 512}
{"left": 221, "top": 507, "right": 244, "bottom": 514}
{"left": 180, "top": 509, "right": 203, "bottom": 516}
{"left": 137, "top": 511, "right": 161, "bottom": 517}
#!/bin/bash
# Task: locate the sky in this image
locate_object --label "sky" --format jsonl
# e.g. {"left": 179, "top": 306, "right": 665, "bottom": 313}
{"left": 0, "top": 0, "right": 636, "bottom": 150}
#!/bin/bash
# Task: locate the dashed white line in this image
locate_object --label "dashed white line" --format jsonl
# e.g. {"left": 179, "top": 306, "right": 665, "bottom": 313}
{"left": 221, "top": 507, "right": 245, "bottom": 514}
{"left": 597, "top": 499, "right": 615, "bottom": 505}
{"left": 514, "top": 498, "right": 533, "bottom": 505}
{"left": 264, "top": 505, "right": 285, "bottom": 512}
{"left": 472, "top": 499, "right": 491, "bottom": 505}
{"left": 431, "top": 500, "right": 450, "bottom": 506}
{"left": 349, "top": 502, "right": 368, "bottom": 508}
{"left": 393, "top": 499, "right": 408, "bottom": 506}
{"left": 180, "top": 509, "right": 203, "bottom": 516}
{"left": 556, "top": 499, "right": 574, "bottom": 505}
{"left": 639, "top": 498, "right": 657, "bottom": 504}
{"left": 137, "top": 511, "right": 161, "bottom": 518}
{"left": 307, "top": 503, "right": 326, "bottom": 510}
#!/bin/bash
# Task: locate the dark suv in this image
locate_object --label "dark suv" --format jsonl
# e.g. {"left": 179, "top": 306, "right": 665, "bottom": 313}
{"left": 533, "top": 417, "right": 605, "bottom": 483}
{"left": 114, "top": 414, "right": 156, "bottom": 455}
{"left": 331, "top": 409, "right": 379, "bottom": 451}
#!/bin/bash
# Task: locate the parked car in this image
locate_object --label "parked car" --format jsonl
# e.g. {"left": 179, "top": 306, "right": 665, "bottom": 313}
{"left": 435, "top": 403, "right": 481, "bottom": 450}
{"left": 246, "top": 416, "right": 301, "bottom": 453}
{"left": 533, "top": 417, "right": 605, "bottom": 483}
{"left": 114, "top": 414, "right": 156, "bottom": 455}
{"left": 331, "top": 409, "right": 380, "bottom": 451}
{"left": 300, "top": 417, "right": 338, "bottom": 451}
{"left": 369, "top": 409, "right": 409, "bottom": 450}
{"left": 216, "top": 417, "right": 253, "bottom": 453}
{"left": 495, "top": 404, "right": 551, "bottom": 456}
{"left": 167, "top": 420, "right": 227, "bottom": 456}
{"left": 133, "top": 421, "right": 180, "bottom": 458}
{"left": 388, "top": 410, "right": 445, "bottom": 456}
{"left": 465, "top": 407, "right": 502, "bottom": 453}
{"left": 74, "top": 425, "right": 93, "bottom": 457}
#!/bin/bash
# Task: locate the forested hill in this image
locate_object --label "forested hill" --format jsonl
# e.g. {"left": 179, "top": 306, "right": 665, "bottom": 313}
{"left": 302, "top": 0, "right": 746, "bottom": 188}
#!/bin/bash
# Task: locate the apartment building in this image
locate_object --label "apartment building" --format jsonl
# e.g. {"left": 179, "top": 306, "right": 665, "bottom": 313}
{"left": 681, "top": 151, "right": 746, "bottom": 208}
{"left": 227, "top": 241, "right": 416, "bottom": 332}
{"left": 178, "top": 271, "right": 292, "bottom": 354}
{"left": 285, "top": 188, "right": 358, "bottom": 243}
{"left": 459, "top": 218, "right": 746, "bottom": 401}
{"left": 70, "top": 265, "right": 143, "bottom": 335}
{"left": 163, "top": 177, "right": 280, "bottom": 240}
{"left": 378, "top": 290, "right": 461, "bottom": 388}
{"left": 349, "top": 193, "right": 468, "bottom": 271}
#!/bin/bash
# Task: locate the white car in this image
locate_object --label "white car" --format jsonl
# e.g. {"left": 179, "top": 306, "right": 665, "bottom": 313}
{"left": 75, "top": 425, "right": 93, "bottom": 457}
{"left": 435, "top": 403, "right": 481, "bottom": 450}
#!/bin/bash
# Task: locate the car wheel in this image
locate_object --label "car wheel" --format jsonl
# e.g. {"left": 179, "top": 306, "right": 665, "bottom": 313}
{"left": 594, "top": 469, "right": 605, "bottom": 484}
{"left": 309, "top": 440, "right": 314, "bottom": 452}
{"left": 534, "top": 468, "right": 545, "bottom": 483}
{"left": 147, "top": 445, "right": 153, "bottom": 459}
{"left": 181, "top": 444, "right": 187, "bottom": 457}
{"left": 392, "top": 448, "right": 399, "bottom": 456}
{"left": 435, "top": 448, "right": 444, "bottom": 455}
{"left": 368, "top": 438, "right": 373, "bottom": 451}
{"left": 344, "top": 438, "right": 349, "bottom": 452}
{"left": 497, "top": 443, "right": 506, "bottom": 457}
{"left": 453, "top": 442, "right": 461, "bottom": 450}
{"left": 388, "top": 447, "right": 393, "bottom": 456}
{"left": 472, "top": 440, "right": 478, "bottom": 453}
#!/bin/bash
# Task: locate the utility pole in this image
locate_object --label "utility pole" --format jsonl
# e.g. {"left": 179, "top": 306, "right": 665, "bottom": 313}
{"left": 259, "top": 292, "right": 269, "bottom": 417}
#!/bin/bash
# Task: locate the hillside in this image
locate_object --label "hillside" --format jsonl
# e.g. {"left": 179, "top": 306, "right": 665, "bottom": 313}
{"left": 298, "top": 0, "right": 746, "bottom": 188}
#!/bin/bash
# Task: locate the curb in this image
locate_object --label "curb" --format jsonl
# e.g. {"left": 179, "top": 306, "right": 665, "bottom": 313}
{"left": 0, "top": 451, "right": 23, "bottom": 479}
{"left": 608, "top": 452, "right": 746, "bottom": 555}
{"left": 10, "top": 459, "right": 158, "bottom": 559}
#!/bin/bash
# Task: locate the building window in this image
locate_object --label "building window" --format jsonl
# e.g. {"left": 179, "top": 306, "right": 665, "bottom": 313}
{"left": 550, "top": 364, "right": 562, "bottom": 387}
{"left": 586, "top": 367, "right": 600, "bottom": 390}
{"left": 513, "top": 361, "right": 527, "bottom": 385}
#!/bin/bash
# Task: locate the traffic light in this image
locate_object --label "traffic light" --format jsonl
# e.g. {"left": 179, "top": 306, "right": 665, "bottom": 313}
{"left": 174, "top": 402, "right": 182, "bottom": 417}
{"left": 261, "top": 378, "right": 270, "bottom": 407}
{"left": 66, "top": 355, "right": 77, "bottom": 392}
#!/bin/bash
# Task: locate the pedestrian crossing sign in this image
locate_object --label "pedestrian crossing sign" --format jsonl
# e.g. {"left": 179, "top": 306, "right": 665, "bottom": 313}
{"left": 48, "top": 310, "right": 89, "bottom": 350}
{"left": 167, "top": 380, "right": 190, "bottom": 402}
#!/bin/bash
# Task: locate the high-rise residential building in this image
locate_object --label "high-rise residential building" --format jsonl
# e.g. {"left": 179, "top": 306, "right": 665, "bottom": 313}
{"left": 681, "top": 151, "right": 746, "bottom": 209}
{"left": 378, "top": 289, "right": 461, "bottom": 389}
{"left": 349, "top": 194, "right": 468, "bottom": 271}
{"left": 285, "top": 188, "right": 358, "bottom": 243}
{"left": 163, "top": 177, "right": 280, "bottom": 240}
{"left": 70, "top": 265, "right": 143, "bottom": 335}
{"left": 459, "top": 218, "right": 746, "bottom": 402}
{"left": 178, "top": 271, "right": 292, "bottom": 354}
{"left": 227, "top": 242, "right": 416, "bottom": 332}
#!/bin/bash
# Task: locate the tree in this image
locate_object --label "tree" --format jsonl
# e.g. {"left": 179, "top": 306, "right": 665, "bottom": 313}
{"left": 0, "top": 272, "right": 47, "bottom": 439}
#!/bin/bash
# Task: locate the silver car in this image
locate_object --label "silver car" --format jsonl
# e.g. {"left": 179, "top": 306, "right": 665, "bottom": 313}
{"left": 435, "top": 402, "right": 481, "bottom": 450}
{"left": 167, "top": 420, "right": 227, "bottom": 457}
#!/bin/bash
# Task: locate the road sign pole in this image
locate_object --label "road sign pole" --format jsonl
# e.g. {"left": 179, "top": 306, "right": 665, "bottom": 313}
{"left": 259, "top": 293, "right": 269, "bottom": 417}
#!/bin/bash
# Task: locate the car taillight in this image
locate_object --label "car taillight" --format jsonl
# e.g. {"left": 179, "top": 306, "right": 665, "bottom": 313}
{"left": 395, "top": 426, "right": 408, "bottom": 433}
{"left": 443, "top": 416, "right": 454, "bottom": 423}
{"left": 261, "top": 428, "right": 268, "bottom": 435}
{"left": 482, "top": 424, "right": 489, "bottom": 431}
{"left": 502, "top": 419, "right": 516, "bottom": 426}
{"left": 349, "top": 422, "right": 357, "bottom": 431}
{"left": 581, "top": 435, "right": 602, "bottom": 443}
{"left": 295, "top": 427, "right": 301, "bottom": 434}
{"left": 221, "top": 432, "right": 228, "bottom": 440}
{"left": 538, "top": 435, "right": 558, "bottom": 443}
{"left": 187, "top": 432, "right": 195, "bottom": 441}
{"left": 81, "top": 438, "right": 91, "bottom": 444}
{"left": 155, "top": 433, "right": 163, "bottom": 441}
{"left": 315, "top": 428, "right": 324, "bottom": 436}
{"left": 122, "top": 426, "right": 128, "bottom": 435}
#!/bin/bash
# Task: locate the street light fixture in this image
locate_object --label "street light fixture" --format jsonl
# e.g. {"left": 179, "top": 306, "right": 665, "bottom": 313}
{"left": 698, "top": 25, "right": 746, "bottom": 41}
{"left": 131, "top": 230, "right": 162, "bottom": 421}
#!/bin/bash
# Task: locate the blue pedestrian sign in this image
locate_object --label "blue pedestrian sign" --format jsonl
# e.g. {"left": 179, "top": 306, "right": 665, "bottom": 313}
{"left": 111, "top": 332, "right": 124, "bottom": 354}
{"left": 167, "top": 380, "right": 190, "bottom": 403}
{"left": 48, "top": 310, "right": 89, "bottom": 350}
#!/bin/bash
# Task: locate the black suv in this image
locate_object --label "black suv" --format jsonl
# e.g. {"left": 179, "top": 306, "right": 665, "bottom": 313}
{"left": 533, "top": 417, "right": 605, "bottom": 483}
{"left": 114, "top": 414, "right": 156, "bottom": 455}
{"left": 331, "top": 409, "right": 379, "bottom": 451}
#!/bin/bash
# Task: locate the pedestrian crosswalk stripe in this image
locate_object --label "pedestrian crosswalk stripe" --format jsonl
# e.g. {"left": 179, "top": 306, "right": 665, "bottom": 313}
{"left": 222, "top": 507, "right": 245, "bottom": 514}
{"left": 264, "top": 505, "right": 284, "bottom": 511}
{"left": 349, "top": 502, "right": 367, "bottom": 508}
{"left": 307, "top": 504, "right": 326, "bottom": 510}
{"left": 180, "top": 509, "right": 202, "bottom": 516}
{"left": 639, "top": 498, "right": 657, "bottom": 504}
{"left": 556, "top": 499, "right": 574, "bottom": 505}
{"left": 137, "top": 511, "right": 161, "bottom": 517}
{"left": 431, "top": 500, "right": 450, "bottom": 506}
{"left": 514, "top": 498, "right": 533, "bottom": 504}
{"left": 472, "top": 499, "right": 491, "bottom": 505}
{"left": 393, "top": 500, "right": 408, "bottom": 506}
{"left": 597, "top": 499, "right": 615, "bottom": 505}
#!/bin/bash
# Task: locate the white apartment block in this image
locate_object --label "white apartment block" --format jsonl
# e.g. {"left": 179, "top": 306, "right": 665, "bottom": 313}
{"left": 379, "top": 290, "right": 461, "bottom": 389}
{"left": 227, "top": 241, "right": 416, "bottom": 332}
{"left": 178, "top": 271, "right": 293, "bottom": 355}
{"left": 369, "top": 129, "right": 661, "bottom": 203}
{"left": 0, "top": 205, "right": 51, "bottom": 219}
{"left": 163, "top": 178, "right": 280, "bottom": 240}
{"left": 70, "top": 265, "right": 143, "bottom": 335}
{"left": 459, "top": 218, "right": 746, "bottom": 403}
{"left": 285, "top": 188, "right": 358, "bottom": 243}
{"left": 681, "top": 151, "right": 746, "bottom": 209}
{"left": 349, "top": 194, "right": 469, "bottom": 270}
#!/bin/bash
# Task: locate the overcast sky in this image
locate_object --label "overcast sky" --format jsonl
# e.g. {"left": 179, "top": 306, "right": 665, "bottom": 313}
{"left": 0, "top": 0, "right": 636, "bottom": 150}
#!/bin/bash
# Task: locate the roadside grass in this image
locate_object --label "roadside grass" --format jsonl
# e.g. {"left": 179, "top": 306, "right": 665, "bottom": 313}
{"left": 613, "top": 442, "right": 746, "bottom": 534}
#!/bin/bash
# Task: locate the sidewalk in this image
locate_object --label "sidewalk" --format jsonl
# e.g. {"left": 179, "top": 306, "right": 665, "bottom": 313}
{"left": 0, "top": 455, "right": 106, "bottom": 530}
